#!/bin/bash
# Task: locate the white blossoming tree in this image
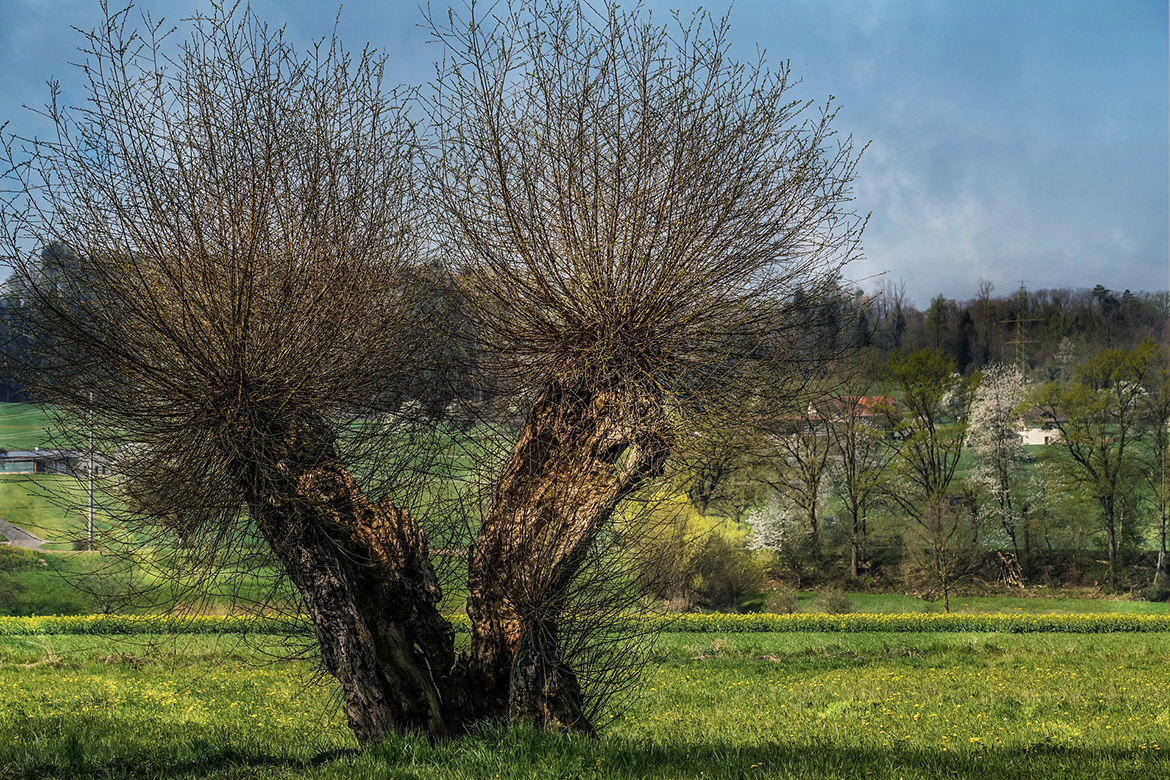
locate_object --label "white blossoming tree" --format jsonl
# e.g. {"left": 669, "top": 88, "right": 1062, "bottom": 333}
{"left": 967, "top": 364, "right": 1031, "bottom": 568}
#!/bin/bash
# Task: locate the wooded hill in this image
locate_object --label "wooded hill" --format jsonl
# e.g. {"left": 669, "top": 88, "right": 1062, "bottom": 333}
{"left": 853, "top": 279, "right": 1168, "bottom": 378}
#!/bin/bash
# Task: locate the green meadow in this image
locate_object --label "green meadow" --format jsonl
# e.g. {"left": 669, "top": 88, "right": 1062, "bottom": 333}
{"left": 0, "top": 630, "right": 1167, "bottom": 779}
{"left": 0, "top": 403, "right": 97, "bottom": 553}
{"left": 789, "top": 591, "right": 1169, "bottom": 616}
{"left": 0, "top": 475, "right": 97, "bottom": 549}
{"left": 0, "top": 404, "right": 56, "bottom": 451}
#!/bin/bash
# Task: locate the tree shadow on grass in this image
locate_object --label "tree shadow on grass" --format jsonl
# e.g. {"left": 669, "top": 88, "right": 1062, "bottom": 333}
{"left": 2, "top": 720, "right": 1161, "bottom": 780}
{"left": 442, "top": 729, "right": 1166, "bottom": 780}
{"left": 2, "top": 743, "right": 359, "bottom": 780}
{"left": 0, "top": 712, "right": 357, "bottom": 780}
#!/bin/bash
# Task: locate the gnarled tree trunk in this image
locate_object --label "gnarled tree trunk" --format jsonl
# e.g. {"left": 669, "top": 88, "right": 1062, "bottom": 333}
{"left": 458, "top": 382, "right": 671, "bottom": 733}
{"left": 225, "top": 413, "right": 455, "bottom": 746}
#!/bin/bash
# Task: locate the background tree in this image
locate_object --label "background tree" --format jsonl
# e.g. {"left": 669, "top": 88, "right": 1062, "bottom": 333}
{"left": 675, "top": 437, "right": 757, "bottom": 518}
{"left": 748, "top": 486, "right": 835, "bottom": 587}
{"left": 882, "top": 348, "right": 978, "bottom": 600}
{"left": 755, "top": 399, "right": 833, "bottom": 564}
{"left": 427, "top": 0, "right": 865, "bottom": 731}
{"left": 926, "top": 294, "right": 950, "bottom": 350}
{"left": 903, "top": 498, "right": 980, "bottom": 613}
{"left": 1033, "top": 340, "right": 1161, "bottom": 591}
{"left": 967, "top": 363, "right": 1031, "bottom": 570}
{"left": 824, "top": 387, "right": 896, "bottom": 579}
{"left": 635, "top": 496, "right": 765, "bottom": 611}
{"left": 884, "top": 349, "right": 976, "bottom": 510}
{"left": 1139, "top": 360, "right": 1169, "bottom": 596}
{"left": 972, "top": 278, "right": 997, "bottom": 366}
{"left": 874, "top": 279, "right": 909, "bottom": 352}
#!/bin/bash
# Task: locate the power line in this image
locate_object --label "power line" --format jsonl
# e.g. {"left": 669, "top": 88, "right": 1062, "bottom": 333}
{"left": 1000, "top": 281, "right": 1043, "bottom": 369}
{"left": 1021, "top": 280, "right": 1096, "bottom": 292}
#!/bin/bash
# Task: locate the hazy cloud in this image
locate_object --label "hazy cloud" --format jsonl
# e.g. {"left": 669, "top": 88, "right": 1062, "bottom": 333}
{"left": 1, "top": 0, "right": 1165, "bottom": 306}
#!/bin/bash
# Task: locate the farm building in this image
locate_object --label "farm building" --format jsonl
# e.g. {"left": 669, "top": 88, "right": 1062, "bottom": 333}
{"left": 0, "top": 448, "right": 82, "bottom": 474}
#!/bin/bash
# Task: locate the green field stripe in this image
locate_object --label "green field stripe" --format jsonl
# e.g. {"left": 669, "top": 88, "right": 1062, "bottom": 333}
{"left": 3, "top": 611, "right": 1169, "bottom": 635}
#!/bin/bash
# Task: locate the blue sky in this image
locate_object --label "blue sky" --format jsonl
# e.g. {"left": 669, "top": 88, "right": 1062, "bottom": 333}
{"left": 1, "top": 0, "right": 1166, "bottom": 306}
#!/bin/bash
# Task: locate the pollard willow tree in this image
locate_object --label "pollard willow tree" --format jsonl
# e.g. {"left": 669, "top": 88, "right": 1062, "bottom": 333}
{"left": 2, "top": 0, "right": 864, "bottom": 744}
{"left": 1, "top": 3, "right": 458, "bottom": 744}
{"left": 428, "top": 0, "right": 864, "bottom": 732}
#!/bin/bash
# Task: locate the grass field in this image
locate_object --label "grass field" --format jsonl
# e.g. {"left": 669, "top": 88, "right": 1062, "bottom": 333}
{"left": 0, "top": 631, "right": 1166, "bottom": 779}
{"left": 0, "top": 548, "right": 115, "bottom": 616}
{"left": 792, "top": 591, "right": 1169, "bottom": 615}
{"left": 0, "top": 474, "right": 99, "bottom": 549}
{"left": 0, "top": 404, "right": 56, "bottom": 451}
{"left": 2, "top": 539, "right": 1165, "bottom": 618}
{"left": 0, "top": 403, "right": 116, "bottom": 550}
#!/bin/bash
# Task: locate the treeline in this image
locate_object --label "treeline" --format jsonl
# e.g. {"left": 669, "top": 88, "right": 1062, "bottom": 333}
{"left": 0, "top": 240, "right": 846, "bottom": 419}
{"left": 7, "top": 244, "right": 1162, "bottom": 414}
{"left": 636, "top": 333, "right": 1169, "bottom": 611}
{"left": 0, "top": 243, "right": 485, "bottom": 412}
{"left": 854, "top": 279, "right": 1169, "bottom": 378}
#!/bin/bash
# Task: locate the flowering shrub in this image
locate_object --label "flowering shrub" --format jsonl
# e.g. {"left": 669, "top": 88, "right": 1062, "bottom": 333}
{"left": 2, "top": 611, "right": 1168, "bottom": 635}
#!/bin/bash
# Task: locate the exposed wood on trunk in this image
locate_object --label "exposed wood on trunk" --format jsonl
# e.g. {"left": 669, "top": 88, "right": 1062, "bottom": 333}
{"left": 458, "top": 382, "right": 671, "bottom": 732}
{"left": 225, "top": 412, "right": 455, "bottom": 746}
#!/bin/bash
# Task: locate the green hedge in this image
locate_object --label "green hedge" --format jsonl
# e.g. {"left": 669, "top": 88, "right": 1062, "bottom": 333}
{"left": 2, "top": 612, "right": 1169, "bottom": 636}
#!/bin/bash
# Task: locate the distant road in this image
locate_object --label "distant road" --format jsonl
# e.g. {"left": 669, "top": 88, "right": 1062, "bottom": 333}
{"left": 0, "top": 518, "right": 44, "bottom": 549}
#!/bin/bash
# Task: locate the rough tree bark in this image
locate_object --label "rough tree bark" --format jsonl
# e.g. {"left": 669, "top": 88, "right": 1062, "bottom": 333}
{"left": 459, "top": 382, "right": 671, "bottom": 733}
{"left": 223, "top": 409, "right": 455, "bottom": 745}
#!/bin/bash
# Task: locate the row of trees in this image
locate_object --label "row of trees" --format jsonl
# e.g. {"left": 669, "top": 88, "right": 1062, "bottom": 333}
{"left": 11, "top": 250, "right": 1161, "bottom": 406}
{"left": 0, "top": 2, "right": 864, "bottom": 744}
{"left": 693, "top": 341, "right": 1168, "bottom": 608}
{"left": 855, "top": 279, "right": 1167, "bottom": 378}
